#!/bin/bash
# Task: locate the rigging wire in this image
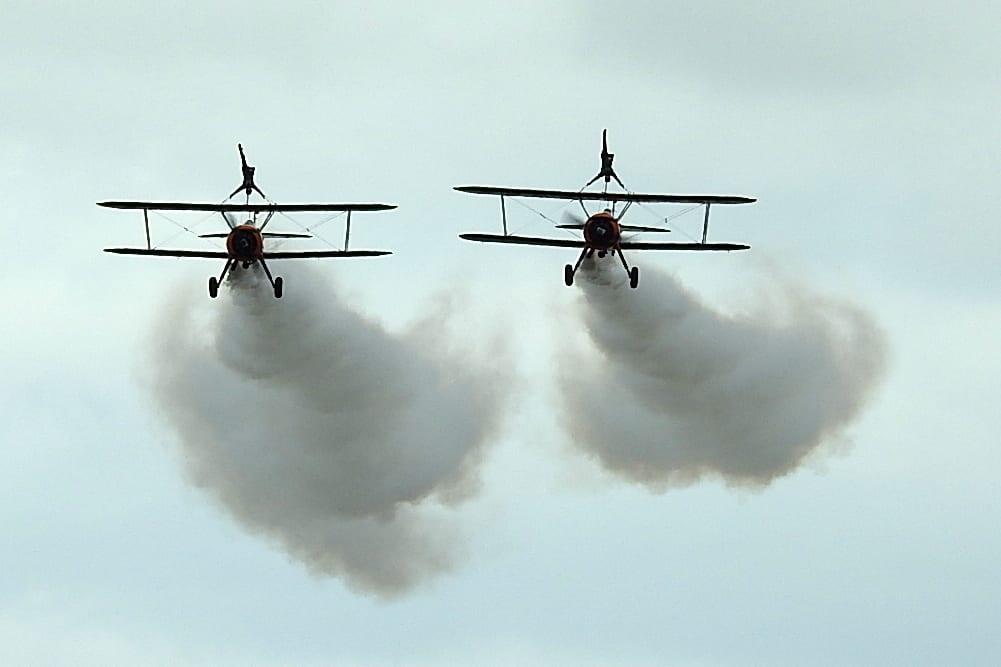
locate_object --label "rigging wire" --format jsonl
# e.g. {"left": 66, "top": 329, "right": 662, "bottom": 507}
{"left": 151, "top": 210, "right": 225, "bottom": 251}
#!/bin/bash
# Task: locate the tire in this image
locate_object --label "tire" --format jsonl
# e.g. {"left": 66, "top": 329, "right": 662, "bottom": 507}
{"left": 274, "top": 276, "right": 283, "bottom": 299}
{"left": 564, "top": 264, "right": 574, "bottom": 287}
{"left": 208, "top": 276, "right": 219, "bottom": 298}
{"left": 629, "top": 266, "right": 639, "bottom": 289}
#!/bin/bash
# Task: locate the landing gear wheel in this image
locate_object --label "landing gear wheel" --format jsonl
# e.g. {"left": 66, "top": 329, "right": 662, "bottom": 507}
{"left": 273, "top": 276, "right": 283, "bottom": 299}
{"left": 629, "top": 266, "right": 639, "bottom": 289}
{"left": 564, "top": 264, "right": 574, "bottom": 286}
{"left": 208, "top": 276, "right": 219, "bottom": 298}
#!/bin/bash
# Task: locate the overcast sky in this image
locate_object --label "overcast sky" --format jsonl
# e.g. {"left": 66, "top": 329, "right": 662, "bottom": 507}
{"left": 1, "top": 2, "right": 999, "bottom": 665}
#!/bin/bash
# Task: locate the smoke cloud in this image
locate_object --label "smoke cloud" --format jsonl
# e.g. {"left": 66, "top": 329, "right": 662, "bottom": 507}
{"left": 147, "top": 265, "right": 507, "bottom": 597}
{"left": 559, "top": 258, "right": 886, "bottom": 488}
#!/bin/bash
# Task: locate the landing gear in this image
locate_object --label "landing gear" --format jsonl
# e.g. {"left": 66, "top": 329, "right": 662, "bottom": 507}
{"left": 615, "top": 246, "right": 639, "bottom": 289}
{"left": 209, "top": 259, "right": 234, "bottom": 299}
{"left": 259, "top": 257, "right": 282, "bottom": 299}
{"left": 564, "top": 246, "right": 590, "bottom": 287}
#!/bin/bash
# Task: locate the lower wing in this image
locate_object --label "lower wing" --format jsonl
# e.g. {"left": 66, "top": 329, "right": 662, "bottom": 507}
{"left": 619, "top": 242, "right": 750, "bottom": 251}
{"left": 263, "top": 250, "right": 391, "bottom": 258}
{"left": 459, "top": 233, "right": 585, "bottom": 248}
{"left": 104, "top": 248, "right": 229, "bottom": 258}
{"left": 458, "top": 234, "right": 748, "bottom": 251}
{"left": 104, "top": 248, "right": 391, "bottom": 259}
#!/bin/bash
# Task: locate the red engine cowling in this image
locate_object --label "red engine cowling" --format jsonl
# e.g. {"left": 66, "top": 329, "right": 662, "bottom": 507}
{"left": 226, "top": 225, "right": 264, "bottom": 260}
{"left": 583, "top": 212, "right": 621, "bottom": 250}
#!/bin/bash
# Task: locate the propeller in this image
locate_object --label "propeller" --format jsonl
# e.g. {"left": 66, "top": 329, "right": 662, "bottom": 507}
{"left": 556, "top": 210, "right": 586, "bottom": 230}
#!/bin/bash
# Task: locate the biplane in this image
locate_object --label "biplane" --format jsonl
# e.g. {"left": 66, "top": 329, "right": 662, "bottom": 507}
{"left": 101, "top": 147, "right": 396, "bottom": 299}
{"left": 456, "top": 130, "right": 755, "bottom": 288}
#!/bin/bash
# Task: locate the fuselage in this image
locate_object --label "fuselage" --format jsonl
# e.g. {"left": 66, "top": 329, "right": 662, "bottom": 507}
{"left": 583, "top": 211, "right": 621, "bottom": 250}
{"left": 226, "top": 224, "right": 264, "bottom": 260}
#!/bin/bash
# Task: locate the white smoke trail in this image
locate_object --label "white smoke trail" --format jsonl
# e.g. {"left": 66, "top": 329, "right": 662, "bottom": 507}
{"left": 147, "top": 264, "right": 508, "bottom": 597}
{"left": 559, "top": 258, "right": 886, "bottom": 488}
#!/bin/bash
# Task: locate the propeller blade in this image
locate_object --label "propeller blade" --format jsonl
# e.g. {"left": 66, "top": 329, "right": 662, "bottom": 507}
{"left": 560, "top": 210, "right": 586, "bottom": 228}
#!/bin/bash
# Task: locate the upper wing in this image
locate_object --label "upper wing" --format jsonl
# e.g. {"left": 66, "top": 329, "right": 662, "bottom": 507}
{"left": 263, "top": 250, "right": 391, "bottom": 258}
{"left": 455, "top": 186, "right": 755, "bottom": 205}
{"left": 98, "top": 201, "right": 397, "bottom": 212}
{"left": 459, "top": 233, "right": 585, "bottom": 248}
{"left": 104, "top": 248, "right": 230, "bottom": 258}
{"left": 618, "top": 241, "right": 750, "bottom": 251}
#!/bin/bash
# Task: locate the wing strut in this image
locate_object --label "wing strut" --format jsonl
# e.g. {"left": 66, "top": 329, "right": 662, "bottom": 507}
{"left": 500, "top": 195, "right": 508, "bottom": 235}
{"left": 701, "top": 203, "right": 711, "bottom": 244}
{"left": 143, "top": 209, "right": 151, "bottom": 250}
{"left": 259, "top": 210, "right": 276, "bottom": 232}
{"left": 344, "top": 210, "right": 352, "bottom": 250}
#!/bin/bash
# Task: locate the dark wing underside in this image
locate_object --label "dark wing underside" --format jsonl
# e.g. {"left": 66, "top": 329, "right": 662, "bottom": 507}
{"left": 618, "top": 241, "right": 750, "bottom": 251}
{"left": 98, "top": 201, "right": 396, "bottom": 212}
{"left": 454, "top": 186, "right": 755, "bottom": 205}
{"left": 459, "top": 233, "right": 585, "bottom": 248}
{"left": 263, "top": 250, "right": 391, "bottom": 258}
{"left": 104, "top": 248, "right": 391, "bottom": 258}
{"left": 103, "top": 248, "right": 230, "bottom": 258}
{"left": 459, "top": 234, "right": 748, "bottom": 251}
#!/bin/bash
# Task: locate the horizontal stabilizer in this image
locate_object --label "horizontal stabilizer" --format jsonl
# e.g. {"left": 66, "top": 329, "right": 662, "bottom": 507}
{"left": 197, "top": 232, "right": 314, "bottom": 239}
{"left": 620, "top": 225, "right": 672, "bottom": 233}
{"left": 555, "top": 224, "right": 671, "bottom": 233}
{"left": 99, "top": 201, "right": 396, "bottom": 213}
{"left": 455, "top": 186, "right": 755, "bottom": 205}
